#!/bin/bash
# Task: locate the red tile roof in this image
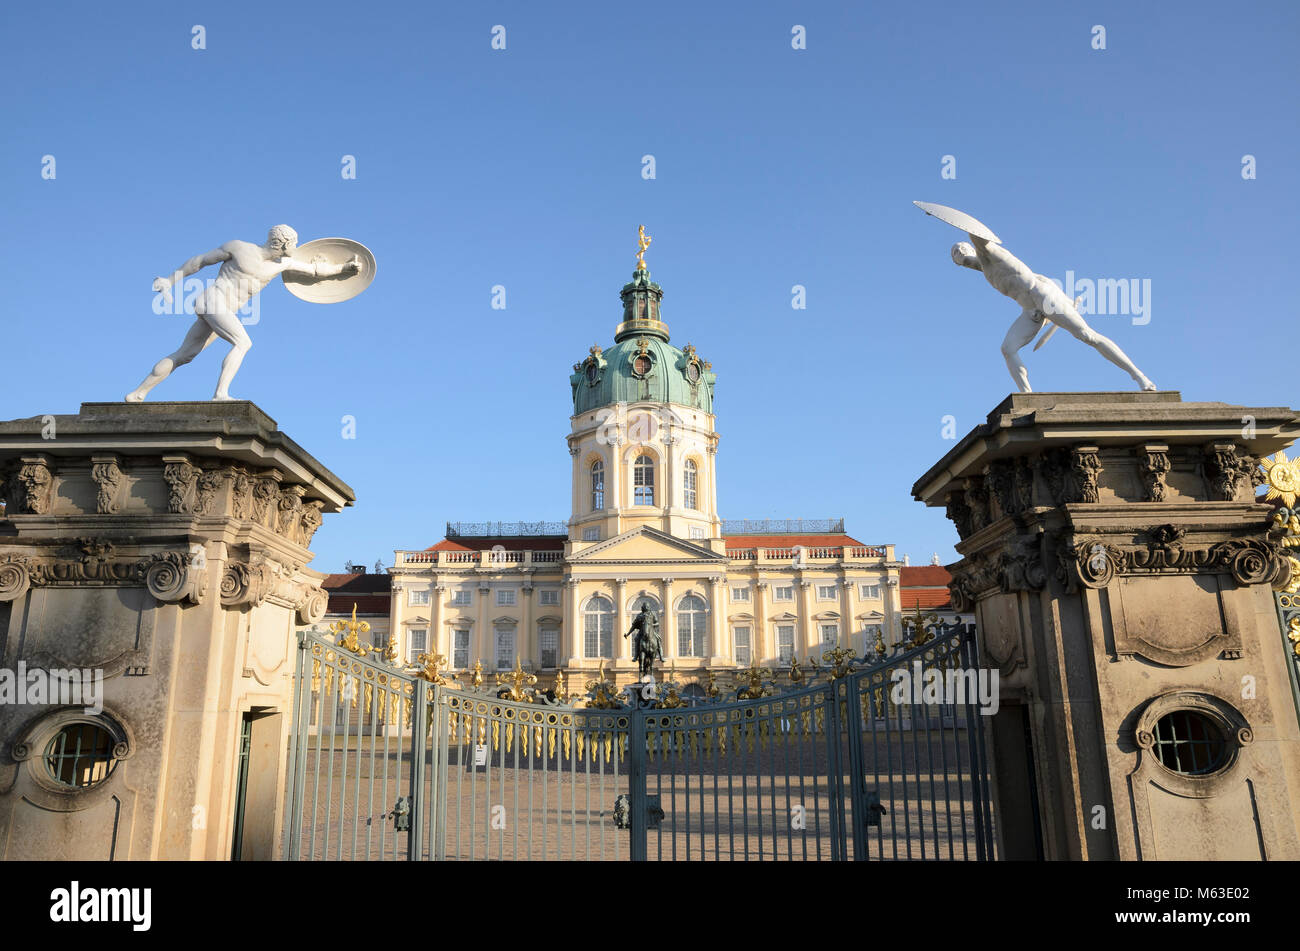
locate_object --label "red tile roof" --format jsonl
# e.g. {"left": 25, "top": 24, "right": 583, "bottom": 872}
{"left": 427, "top": 536, "right": 566, "bottom": 552}
{"left": 321, "top": 572, "right": 392, "bottom": 594}
{"left": 722, "top": 534, "right": 868, "bottom": 548}
{"left": 900, "top": 590, "right": 953, "bottom": 611}
{"left": 325, "top": 593, "right": 391, "bottom": 615}
{"left": 900, "top": 565, "right": 952, "bottom": 586}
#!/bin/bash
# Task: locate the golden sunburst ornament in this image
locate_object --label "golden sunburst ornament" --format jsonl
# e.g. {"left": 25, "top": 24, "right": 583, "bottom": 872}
{"left": 1260, "top": 450, "right": 1300, "bottom": 507}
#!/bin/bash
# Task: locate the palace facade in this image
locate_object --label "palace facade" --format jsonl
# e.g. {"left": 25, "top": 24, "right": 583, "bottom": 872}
{"left": 328, "top": 253, "right": 912, "bottom": 689}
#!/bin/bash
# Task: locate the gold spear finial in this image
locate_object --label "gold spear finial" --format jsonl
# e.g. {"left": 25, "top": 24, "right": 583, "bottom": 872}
{"left": 635, "top": 225, "right": 652, "bottom": 270}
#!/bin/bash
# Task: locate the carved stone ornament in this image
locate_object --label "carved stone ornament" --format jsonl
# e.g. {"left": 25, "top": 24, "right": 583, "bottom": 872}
{"left": 296, "top": 585, "right": 329, "bottom": 625}
{"left": 8, "top": 458, "right": 54, "bottom": 514}
{"left": 277, "top": 485, "right": 305, "bottom": 537}
{"left": 252, "top": 476, "right": 280, "bottom": 525}
{"left": 1203, "top": 443, "right": 1255, "bottom": 502}
{"left": 144, "top": 550, "right": 205, "bottom": 604}
{"left": 230, "top": 468, "right": 254, "bottom": 519}
{"left": 90, "top": 457, "right": 124, "bottom": 514}
{"left": 194, "top": 467, "right": 228, "bottom": 515}
{"left": 221, "top": 560, "right": 275, "bottom": 608}
{"left": 1139, "top": 447, "right": 1171, "bottom": 502}
{"left": 1061, "top": 531, "right": 1288, "bottom": 590}
{"left": 986, "top": 460, "right": 1016, "bottom": 521}
{"left": 1071, "top": 447, "right": 1102, "bottom": 503}
{"left": 948, "top": 576, "right": 975, "bottom": 613}
{"left": 966, "top": 476, "right": 990, "bottom": 533}
{"left": 1013, "top": 458, "right": 1034, "bottom": 512}
{"left": 299, "top": 501, "right": 325, "bottom": 547}
{"left": 999, "top": 540, "right": 1047, "bottom": 592}
{"left": 162, "top": 460, "right": 199, "bottom": 514}
{"left": 0, "top": 553, "right": 32, "bottom": 601}
{"left": 945, "top": 491, "right": 974, "bottom": 540}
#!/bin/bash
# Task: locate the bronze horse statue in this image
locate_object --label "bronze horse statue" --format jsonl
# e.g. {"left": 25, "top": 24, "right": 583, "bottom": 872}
{"left": 624, "top": 602, "right": 663, "bottom": 677}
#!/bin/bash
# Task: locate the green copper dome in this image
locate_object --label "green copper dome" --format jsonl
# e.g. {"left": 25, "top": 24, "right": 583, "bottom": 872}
{"left": 570, "top": 268, "right": 717, "bottom": 416}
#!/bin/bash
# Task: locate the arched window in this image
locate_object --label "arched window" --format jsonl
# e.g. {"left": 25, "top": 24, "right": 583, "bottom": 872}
{"left": 683, "top": 459, "right": 698, "bottom": 510}
{"left": 633, "top": 455, "right": 655, "bottom": 506}
{"left": 583, "top": 595, "right": 614, "bottom": 658}
{"left": 676, "top": 594, "right": 707, "bottom": 657}
{"left": 591, "top": 459, "right": 605, "bottom": 510}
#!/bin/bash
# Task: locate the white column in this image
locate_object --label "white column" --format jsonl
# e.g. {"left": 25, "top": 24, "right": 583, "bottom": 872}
{"left": 839, "top": 579, "right": 854, "bottom": 653}
{"left": 390, "top": 580, "right": 404, "bottom": 656}
{"left": 521, "top": 579, "right": 533, "bottom": 668}
{"left": 477, "top": 583, "right": 491, "bottom": 668}
{"left": 615, "top": 578, "right": 629, "bottom": 665}
{"left": 753, "top": 581, "right": 768, "bottom": 664}
{"left": 433, "top": 582, "right": 446, "bottom": 658}
{"left": 798, "top": 580, "right": 814, "bottom": 659}
{"left": 564, "top": 577, "right": 582, "bottom": 666}
{"left": 662, "top": 434, "right": 677, "bottom": 521}
{"left": 660, "top": 577, "right": 676, "bottom": 659}
{"left": 707, "top": 444, "right": 720, "bottom": 528}
{"left": 569, "top": 445, "right": 580, "bottom": 529}
{"left": 886, "top": 572, "right": 902, "bottom": 645}
{"left": 610, "top": 435, "right": 624, "bottom": 521}
{"left": 708, "top": 575, "right": 726, "bottom": 665}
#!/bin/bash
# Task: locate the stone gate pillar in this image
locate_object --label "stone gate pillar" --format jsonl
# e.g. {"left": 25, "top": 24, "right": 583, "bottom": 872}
{"left": 912, "top": 392, "right": 1300, "bottom": 860}
{"left": 0, "top": 402, "right": 353, "bottom": 860}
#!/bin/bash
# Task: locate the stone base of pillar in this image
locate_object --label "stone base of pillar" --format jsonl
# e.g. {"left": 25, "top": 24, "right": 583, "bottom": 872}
{"left": 913, "top": 391, "right": 1300, "bottom": 860}
{"left": 0, "top": 402, "right": 353, "bottom": 860}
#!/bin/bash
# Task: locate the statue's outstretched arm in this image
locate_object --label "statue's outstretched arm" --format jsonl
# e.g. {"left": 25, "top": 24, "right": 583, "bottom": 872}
{"left": 282, "top": 254, "right": 360, "bottom": 280}
{"left": 154, "top": 247, "right": 230, "bottom": 293}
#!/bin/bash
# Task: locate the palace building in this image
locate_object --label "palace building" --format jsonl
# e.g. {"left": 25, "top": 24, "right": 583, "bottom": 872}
{"left": 335, "top": 240, "right": 908, "bottom": 690}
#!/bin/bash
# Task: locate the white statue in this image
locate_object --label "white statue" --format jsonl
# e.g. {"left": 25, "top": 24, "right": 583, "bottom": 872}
{"left": 126, "top": 225, "right": 361, "bottom": 402}
{"left": 915, "top": 202, "right": 1155, "bottom": 393}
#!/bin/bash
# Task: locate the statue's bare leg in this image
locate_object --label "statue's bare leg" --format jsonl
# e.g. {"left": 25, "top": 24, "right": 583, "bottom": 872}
{"left": 200, "top": 307, "right": 253, "bottom": 401}
{"left": 1046, "top": 302, "right": 1155, "bottom": 391}
{"left": 125, "top": 319, "right": 218, "bottom": 402}
{"left": 1000, "top": 308, "right": 1041, "bottom": 393}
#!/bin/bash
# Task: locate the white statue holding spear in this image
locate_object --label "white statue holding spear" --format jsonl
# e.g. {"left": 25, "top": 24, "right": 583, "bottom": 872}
{"left": 914, "top": 202, "right": 1155, "bottom": 393}
{"left": 126, "top": 224, "right": 374, "bottom": 402}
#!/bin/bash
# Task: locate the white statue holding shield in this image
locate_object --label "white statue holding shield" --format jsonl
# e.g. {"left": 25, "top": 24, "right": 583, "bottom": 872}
{"left": 915, "top": 202, "right": 1155, "bottom": 393}
{"left": 126, "top": 224, "right": 374, "bottom": 402}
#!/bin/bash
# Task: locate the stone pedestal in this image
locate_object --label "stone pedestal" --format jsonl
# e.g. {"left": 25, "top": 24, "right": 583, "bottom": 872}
{"left": 913, "top": 392, "right": 1300, "bottom": 860}
{"left": 0, "top": 402, "right": 353, "bottom": 860}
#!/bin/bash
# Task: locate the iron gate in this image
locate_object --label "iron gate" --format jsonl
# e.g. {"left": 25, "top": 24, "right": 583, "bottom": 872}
{"left": 284, "top": 626, "right": 994, "bottom": 861}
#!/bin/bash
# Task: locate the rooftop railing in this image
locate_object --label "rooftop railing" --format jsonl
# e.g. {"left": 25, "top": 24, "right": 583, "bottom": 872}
{"left": 721, "top": 518, "right": 846, "bottom": 534}
{"left": 446, "top": 521, "right": 567, "bottom": 537}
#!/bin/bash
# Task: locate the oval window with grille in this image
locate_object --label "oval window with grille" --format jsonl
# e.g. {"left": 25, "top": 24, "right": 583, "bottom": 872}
{"left": 1151, "top": 710, "right": 1228, "bottom": 776}
{"left": 44, "top": 722, "right": 119, "bottom": 788}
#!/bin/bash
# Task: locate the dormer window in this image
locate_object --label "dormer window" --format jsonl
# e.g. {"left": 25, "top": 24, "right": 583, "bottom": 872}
{"left": 633, "top": 354, "right": 651, "bottom": 376}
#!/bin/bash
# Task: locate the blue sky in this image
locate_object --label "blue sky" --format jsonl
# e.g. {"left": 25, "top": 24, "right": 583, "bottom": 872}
{"left": 3, "top": 0, "right": 1297, "bottom": 571}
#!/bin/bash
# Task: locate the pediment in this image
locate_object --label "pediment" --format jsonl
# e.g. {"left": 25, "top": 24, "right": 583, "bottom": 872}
{"left": 855, "top": 610, "right": 886, "bottom": 621}
{"left": 570, "top": 526, "right": 726, "bottom": 565}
